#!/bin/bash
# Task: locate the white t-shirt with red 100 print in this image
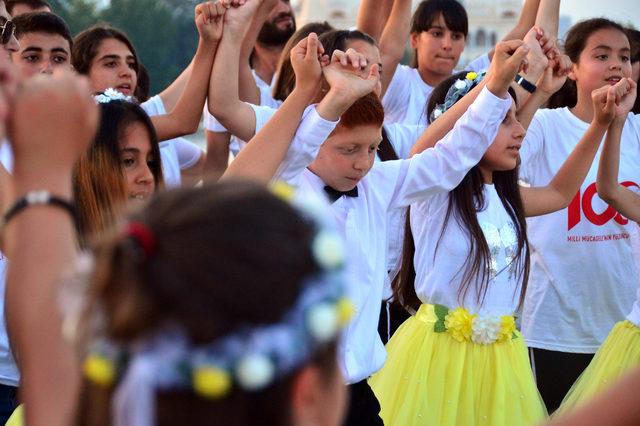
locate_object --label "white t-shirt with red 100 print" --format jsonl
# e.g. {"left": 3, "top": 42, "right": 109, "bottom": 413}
{"left": 519, "top": 108, "right": 640, "bottom": 353}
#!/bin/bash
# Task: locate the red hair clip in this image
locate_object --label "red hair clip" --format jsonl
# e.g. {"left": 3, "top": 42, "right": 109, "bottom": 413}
{"left": 125, "top": 222, "right": 156, "bottom": 259}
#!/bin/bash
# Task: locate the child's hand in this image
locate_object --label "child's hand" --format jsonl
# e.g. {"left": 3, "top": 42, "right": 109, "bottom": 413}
{"left": 195, "top": 1, "right": 227, "bottom": 44}
{"left": 291, "top": 33, "right": 326, "bottom": 96}
{"left": 9, "top": 71, "right": 98, "bottom": 179}
{"left": 221, "top": 0, "right": 260, "bottom": 40}
{"left": 592, "top": 84, "right": 618, "bottom": 127}
{"left": 522, "top": 27, "right": 548, "bottom": 79}
{"left": 322, "top": 48, "right": 380, "bottom": 101}
{"left": 613, "top": 77, "right": 637, "bottom": 120}
{"left": 486, "top": 39, "right": 530, "bottom": 97}
{"left": 537, "top": 53, "right": 572, "bottom": 96}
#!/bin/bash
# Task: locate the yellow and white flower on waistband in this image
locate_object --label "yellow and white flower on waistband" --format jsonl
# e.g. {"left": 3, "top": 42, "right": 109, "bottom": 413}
{"left": 434, "top": 304, "right": 516, "bottom": 344}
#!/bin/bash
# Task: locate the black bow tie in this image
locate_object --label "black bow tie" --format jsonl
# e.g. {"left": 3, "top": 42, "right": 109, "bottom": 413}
{"left": 324, "top": 185, "right": 359, "bottom": 202}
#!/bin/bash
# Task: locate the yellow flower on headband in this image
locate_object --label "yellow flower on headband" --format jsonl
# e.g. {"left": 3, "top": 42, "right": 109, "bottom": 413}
{"left": 193, "top": 366, "right": 232, "bottom": 399}
{"left": 444, "top": 307, "right": 475, "bottom": 343}
{"left": 270, "top": 181, "right": 296, "bottom": 202}
{"left": 83, "top": 354, "right": 115, "bottom": 387}
{"left": 337, "top": 298, "right": 355, "bottom": 326}
{"left": 466, "top": 71, "right": 478, "bottom": 81}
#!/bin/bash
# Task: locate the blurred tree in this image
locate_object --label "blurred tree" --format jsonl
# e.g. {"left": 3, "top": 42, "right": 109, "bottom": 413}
{"left": 49, "top": 0, "right": 199, "bottom": 94}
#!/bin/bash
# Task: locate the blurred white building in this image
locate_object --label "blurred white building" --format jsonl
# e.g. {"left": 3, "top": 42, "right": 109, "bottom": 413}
{"left": 295, "top": 0, "right": 521, "bottom": 65}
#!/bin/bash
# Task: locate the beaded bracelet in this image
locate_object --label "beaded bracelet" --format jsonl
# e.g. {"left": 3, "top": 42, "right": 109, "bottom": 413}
{"left": 2, "top": 190, "right": 76, "bottom": 227}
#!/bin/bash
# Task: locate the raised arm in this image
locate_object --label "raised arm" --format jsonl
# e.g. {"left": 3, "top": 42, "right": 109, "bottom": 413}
{"left": 356, "top": 0, "right": 394, "bottom": 42}
{"left": 596, "top": 85, "right": 640, "bottom": 222}
{"left": 238, "top": 0, "right": 278, "bottom": 104}
{"left": 546, "top": 368, "right": 640, "bottom": 426}
{"left": 5, "top": 72, "right": 98, "bottom": 426}
{"left": 517, "top": 49, "right": 572, "bottom": 129}
{"left": 208, "top": 0, "right": 263, "bottom": 142}
{"left": 410, "top": 40, "right": 530, "bottom": 156}
{"left": 222, "top": 33, "right": 324, "bottom": 182}
{"left": 521, "top": 78, "right": 636, "bottom": 217}
{"left": 378, "top": 0, "right": 412, "bottom": 97}
{"left": 151, "top": 2, "right": 223, "bottom": 141}
{"left": 273, "top": 49, "right": 379, "bottom": 185}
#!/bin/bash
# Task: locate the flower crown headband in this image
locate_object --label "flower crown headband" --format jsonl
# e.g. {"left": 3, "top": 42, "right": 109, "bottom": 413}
{"left": 94, "top": 87, "right": 135, "bottom": 104}
{"left": 82, "top": 182, "right": 354, "bottom": 426}
{"left": 430, "top": 71, "right": 486, "bottom": 122}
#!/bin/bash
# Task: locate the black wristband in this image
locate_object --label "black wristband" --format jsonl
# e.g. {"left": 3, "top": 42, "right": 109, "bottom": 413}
{"left": 514, "top": 74, "right": 537, "bottom": 94}
{"left": 2, "top": 191, "right": 76, "bottom": 226}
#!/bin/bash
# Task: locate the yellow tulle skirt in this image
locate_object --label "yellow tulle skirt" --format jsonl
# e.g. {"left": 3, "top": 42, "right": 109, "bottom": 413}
{"left": 5, "top": 404, "right": 22, "bottom": 426}
{"left": 559, "top": 320, "right": 640, "bottom": 412}
{"left": 369, "top": 304, "right": 547, "bottom": 426}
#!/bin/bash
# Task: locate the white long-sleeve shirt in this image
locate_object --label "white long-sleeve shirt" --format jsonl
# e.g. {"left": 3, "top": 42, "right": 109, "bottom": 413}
{"left": 279, "top": 87, "right": 511, "bottom": 383}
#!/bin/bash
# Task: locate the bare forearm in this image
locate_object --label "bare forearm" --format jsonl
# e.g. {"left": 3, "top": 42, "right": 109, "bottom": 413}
{"left": 155, "top": 39, "right": 218, "bottom": 140}
{"left": 203, "top": 131, "right": 231, "bottom": 183}
{"left": 222, "top": 87, "right": 314, "bottom": 182}
{"left": 158, "top": 61, "right": 194, "bottom": 112}
{"left": 596, "top": 120, "right": 640, "bottom": 221}
{"left": 548, "top": 368, "right": 640, "bottom": 426}
{"left": 535, "top": 0, "right": 560, "bottom": 39}
{"left": 597, "top": 120, "right": 623, "bottom": 200}
{"left": 502, "top": 0, "right": 541, "bottom": 41}
{"left": 379, "top": 0, "right": 412, "bottom": 96}
{"left": 5, "top": 172, "right": 79, "bottom": 426}
{"left": 410, "top": 81, "right": 487, "bottom": 156}
{"left": 517, "top": 90, "right": 549, "bottom": 129}
{"left": 356, "top": 0, "right": 394, "bottom": 42}
{"left": 209, "top": 31, "right": 257, "bottom": 140}
{"left": 549, "top": 123, "right": 607, "bottom": 199}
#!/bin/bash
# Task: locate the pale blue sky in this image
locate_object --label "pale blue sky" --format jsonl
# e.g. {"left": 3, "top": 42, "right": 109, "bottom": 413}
{"left": 561, "top": 0, "right": 640, "bottom": 28}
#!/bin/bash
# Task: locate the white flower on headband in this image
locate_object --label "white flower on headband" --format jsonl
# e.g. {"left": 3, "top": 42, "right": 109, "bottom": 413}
{"left": 433, "top": 108, "right": 443, "bottom": 120}
{"left": 236, "top": 353, "right": 275, "bottom": 391}
{"left": 454, "top": 79, "right": 468, "bottom": 90}
{"left": 307, "top": 303, "right": 339, "bottom": 342}
{"left": 94, "top": 88, "right": 134, "bottom": 104}
{"left": 313, "top": 231, "right": 344, "bottom": 269}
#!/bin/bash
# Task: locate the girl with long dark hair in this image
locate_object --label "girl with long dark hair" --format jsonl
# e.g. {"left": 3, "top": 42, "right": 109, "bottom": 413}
{"left": 368, "top": 49, "right": 633, "bottom": 425}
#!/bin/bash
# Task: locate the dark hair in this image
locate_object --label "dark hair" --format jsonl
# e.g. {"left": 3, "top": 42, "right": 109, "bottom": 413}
{"left": 272, "top": 21, "right": 334, "bottom": 102}
{"left": 550, "top": 18, "right": 629, "bottom": 108}
{"left": 76, "top": 181, "right": 339, "bottom": 426}
{"left": 394, "top": 73, "right": 530, "bottom": 311}
{"left": 72, "top": 25, "right": 143, "bottom": 98}
{"left": 410, "top": 0, "right": 468, "bottom": 68}
{"left": 6, "top": 0, "right": 51, "bottom": 15}
{"left": 626, "top": 27, "right": 640, "bottom": 113}
{"left": 13, "top": 12, "right": 72, "bottom": 49}
{"left": 136, "top": 62, "right": 151, "bottom": 103}
{"left": 319, "top": 29, "right": 377, "bottom": 60}
{"left": 73, "top": 99, "right": 162, "bottom": 240}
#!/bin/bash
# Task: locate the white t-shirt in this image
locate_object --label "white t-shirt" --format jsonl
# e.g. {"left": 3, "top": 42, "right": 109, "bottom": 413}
{"left": 0, "top": 254, "right": 18, "bottom": 387}
{"left": 519, "top": 108, "right": 640, "bottom": 353}
{"left": 382, "top": 54, "right": 490, "bottom": 126}
{"left": 140, "top": 95, "right": 204, "bottom": 188}
{"left": 412, "top": 184, "right": 523, "bottom": 315}
{"left": 0, "top": 142, "right": 20, "bottom": 386}
{"left": 281, "top": 87, "right": 510, "bottom": 383}
{"left": 627, "top": 224, "right": 640, "bottom": 326}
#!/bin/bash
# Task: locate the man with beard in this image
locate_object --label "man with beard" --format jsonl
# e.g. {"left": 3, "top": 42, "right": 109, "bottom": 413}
{"left": 252, "top": 0, "right": 295, "bottom": 88}
{"left": 203, "top": 0, "right": 296, "bottom": 182}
